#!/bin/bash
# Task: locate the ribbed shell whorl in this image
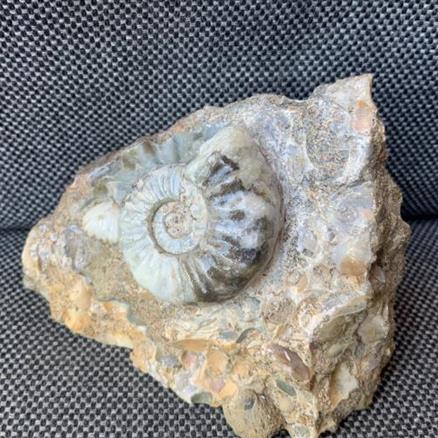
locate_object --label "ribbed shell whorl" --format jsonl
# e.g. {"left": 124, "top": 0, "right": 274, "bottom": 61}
{"left": 86, "top": 126, "right": 283, "bottom": 304}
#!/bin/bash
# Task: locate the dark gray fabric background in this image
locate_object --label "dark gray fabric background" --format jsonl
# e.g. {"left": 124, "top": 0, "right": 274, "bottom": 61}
{"left": 0, "top": 1, "right": 437, "bottom": 437}
{"left": 1, "top": 0, "right": 438, "bottom": 227}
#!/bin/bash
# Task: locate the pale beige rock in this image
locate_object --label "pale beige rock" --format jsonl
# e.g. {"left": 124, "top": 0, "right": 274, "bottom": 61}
{"left": 22, "top": 75, "right": 410, "bottom": 438}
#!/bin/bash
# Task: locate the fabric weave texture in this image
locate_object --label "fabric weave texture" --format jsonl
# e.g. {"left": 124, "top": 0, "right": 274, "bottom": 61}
{"left": 1, "top": 1, "right": 437, "bottom": 437}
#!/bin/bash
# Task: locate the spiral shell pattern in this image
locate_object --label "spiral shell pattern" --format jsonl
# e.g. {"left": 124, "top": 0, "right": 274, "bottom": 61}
{"left": 86, "top": 126, "right": 283, "bottom": 303}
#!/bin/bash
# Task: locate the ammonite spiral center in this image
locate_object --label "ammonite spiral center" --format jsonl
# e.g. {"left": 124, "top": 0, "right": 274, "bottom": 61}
{"left": 161, "top": 202, "right": 192, "bottom": 239}
{"left": 151, "top": 189, "right": 207, "bottom": 255}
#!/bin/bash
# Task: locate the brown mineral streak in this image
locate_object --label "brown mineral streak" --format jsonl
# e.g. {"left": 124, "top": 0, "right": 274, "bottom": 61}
{"left": 352, "top": 99, "right": 374, "bottom": 135}
{"left": 22, "top": 74, "right": 410, "bottom": 438}
{"left": 174, "top": 339, "right": 211, "bottom": 352}
{"left": 339, "top": 256, "right": 368, "bottom": 277}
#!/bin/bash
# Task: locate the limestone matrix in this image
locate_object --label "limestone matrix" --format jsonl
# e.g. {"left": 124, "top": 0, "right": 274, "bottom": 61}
{"left": 23, "top": 75, "right": 410, "bottom": 438}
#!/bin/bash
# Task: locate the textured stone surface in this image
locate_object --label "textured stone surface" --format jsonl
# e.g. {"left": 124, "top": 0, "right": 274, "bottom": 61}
{"left": 22, "top": 75, "right": 410, "bottom": 438}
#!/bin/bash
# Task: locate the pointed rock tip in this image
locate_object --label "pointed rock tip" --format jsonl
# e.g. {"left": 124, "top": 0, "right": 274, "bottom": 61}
{"left": 313, "top": 73, "right": 375, "bottom": 112}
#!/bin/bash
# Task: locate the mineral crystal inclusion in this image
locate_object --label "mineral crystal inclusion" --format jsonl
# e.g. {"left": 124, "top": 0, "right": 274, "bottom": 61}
{"left": 22, "top": 75, "right": 410, "bottom": 438}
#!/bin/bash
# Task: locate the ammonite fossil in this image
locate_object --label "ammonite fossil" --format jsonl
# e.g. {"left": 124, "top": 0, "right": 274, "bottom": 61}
{"left": 83, "top": 126, "right": 283, "bottom": 303}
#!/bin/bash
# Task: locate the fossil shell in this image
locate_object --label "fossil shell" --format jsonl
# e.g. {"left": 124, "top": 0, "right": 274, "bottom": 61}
{"left": 86, "top": 126, "right": 283, "bottom": 303}
{"left": 82, "top": 201, "right": 120, "bottom": 243}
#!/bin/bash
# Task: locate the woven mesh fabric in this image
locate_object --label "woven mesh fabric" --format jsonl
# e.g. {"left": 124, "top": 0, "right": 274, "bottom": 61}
{"left": 1, "top": 1, "right": 438, "bottom": 437}
{"left": 1, "top": 222, "right": 438, "bottom": 437}
{"left": 1, "top": 0, "right": 438, "bottom": 228}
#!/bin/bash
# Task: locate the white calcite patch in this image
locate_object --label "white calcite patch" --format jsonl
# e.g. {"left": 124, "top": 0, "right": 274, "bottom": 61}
{"left": 82, "top": 201, "right": 120, "bottom": 243}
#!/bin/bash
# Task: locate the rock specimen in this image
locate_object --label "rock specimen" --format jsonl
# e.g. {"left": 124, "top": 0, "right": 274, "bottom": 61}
{"left": 22, "top": 75, "right": 410, "bottom": 438}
